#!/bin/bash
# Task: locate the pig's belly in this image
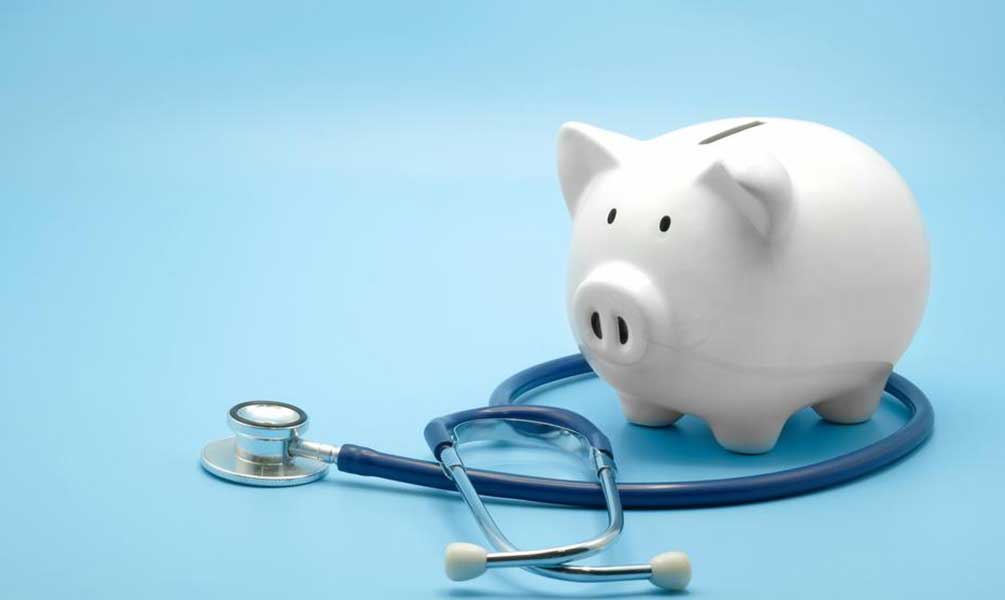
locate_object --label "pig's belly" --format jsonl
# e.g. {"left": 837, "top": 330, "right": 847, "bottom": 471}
{"left": 584, "top": 343, "right": 892, "bottom": 422}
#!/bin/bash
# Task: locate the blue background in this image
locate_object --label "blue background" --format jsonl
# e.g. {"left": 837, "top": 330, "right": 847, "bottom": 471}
{"left": 2, "top": 1, "right": 1002, "bottom": 598}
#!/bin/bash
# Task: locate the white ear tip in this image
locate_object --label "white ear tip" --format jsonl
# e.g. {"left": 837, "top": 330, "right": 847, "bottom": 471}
{"left": 649, "top": 551, "right": 691, "bottom": 591}
{"left": 445, "top": 542, "right": 488, "bottom": 582}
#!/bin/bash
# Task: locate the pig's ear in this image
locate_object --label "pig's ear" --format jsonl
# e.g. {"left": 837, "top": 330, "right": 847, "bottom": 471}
{"left": 557, "top": 122, "right": 636, "bottom": 217}
{"left": 698, "top": 151, "right": 792, "bottom": 238}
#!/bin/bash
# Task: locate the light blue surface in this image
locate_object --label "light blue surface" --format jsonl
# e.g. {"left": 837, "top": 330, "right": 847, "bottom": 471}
{"left": 1, "top": 1, "right": 1003, "bottom": 598}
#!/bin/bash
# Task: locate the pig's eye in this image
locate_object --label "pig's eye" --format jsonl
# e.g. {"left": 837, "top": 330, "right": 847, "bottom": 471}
{"left": 659, "top": 215, "right": 672, "bottom": 232}
{"left": 607, "top": 208, "right": 617, "bottom": 224}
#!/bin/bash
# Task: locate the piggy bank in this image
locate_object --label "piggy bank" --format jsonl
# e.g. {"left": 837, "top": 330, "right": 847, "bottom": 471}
{"left": 559, "top": 117, "right": 929, "bottom": 453}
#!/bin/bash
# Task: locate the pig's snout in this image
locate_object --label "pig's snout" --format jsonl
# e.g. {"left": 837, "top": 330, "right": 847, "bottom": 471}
{"left": 572, "top": 262, "right": 665, "bottom": 365}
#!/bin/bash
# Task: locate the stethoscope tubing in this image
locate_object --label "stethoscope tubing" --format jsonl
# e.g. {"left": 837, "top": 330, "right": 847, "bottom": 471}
{"left": 335, "top": 353, "right": 934, "bottom": 509}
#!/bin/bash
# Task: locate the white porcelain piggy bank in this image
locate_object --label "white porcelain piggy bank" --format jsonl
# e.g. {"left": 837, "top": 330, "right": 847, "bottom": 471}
{"left": 559, "top": 117, "right": 928, "bottom": 453}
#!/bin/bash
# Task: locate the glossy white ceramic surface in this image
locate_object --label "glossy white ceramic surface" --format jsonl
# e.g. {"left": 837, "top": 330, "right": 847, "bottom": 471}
{"left": 559, "top": 117, "right": 929, "bottom": 453}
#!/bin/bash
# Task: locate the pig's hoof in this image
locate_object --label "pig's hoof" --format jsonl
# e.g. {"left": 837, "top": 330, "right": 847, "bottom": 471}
{"left": 814, "top": 367, "right": 889, "bottom": 424}
{"left": 813, "top": 387, "right": 883, "bottom": 424}
{"left": 709, "top": 418, "right": 785, "bottom": 454}
{"left": 619, "top": 395, "right": 683, "bottom": 427}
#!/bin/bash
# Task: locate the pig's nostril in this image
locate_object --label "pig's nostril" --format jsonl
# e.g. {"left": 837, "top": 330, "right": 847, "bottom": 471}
{"left": 617, "top": 317, "right": 629, "bottom": 345}
{"left": 590, "top": 312, "right": 603, "bottom": 339}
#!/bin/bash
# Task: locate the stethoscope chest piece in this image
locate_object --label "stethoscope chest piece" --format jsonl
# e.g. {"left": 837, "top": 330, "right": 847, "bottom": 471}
{"left": 201, "top": 401, "right": 329, "bottom": 487}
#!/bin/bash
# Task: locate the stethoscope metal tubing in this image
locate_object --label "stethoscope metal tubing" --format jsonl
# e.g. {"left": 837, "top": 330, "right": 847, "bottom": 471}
{"left": 445, "top": 446, "right": 655, "bottom": 582}
{"left": 442, "top": 446, "right": 627, "bottom": 571}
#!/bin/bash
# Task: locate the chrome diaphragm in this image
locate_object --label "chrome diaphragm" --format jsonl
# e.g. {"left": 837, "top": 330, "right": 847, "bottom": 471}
{"left": 200, "top": 401, "right": 330, "bottom": 487}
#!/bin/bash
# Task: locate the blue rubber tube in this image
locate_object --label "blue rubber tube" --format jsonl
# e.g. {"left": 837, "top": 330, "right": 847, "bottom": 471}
{"left": 337, "top": 353, "right": 934, "bottom": 509}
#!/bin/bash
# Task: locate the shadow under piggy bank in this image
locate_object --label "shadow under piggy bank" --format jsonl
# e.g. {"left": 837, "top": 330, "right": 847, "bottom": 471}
{"left": 518, "top": 373, "right": 914, "bottom": 481}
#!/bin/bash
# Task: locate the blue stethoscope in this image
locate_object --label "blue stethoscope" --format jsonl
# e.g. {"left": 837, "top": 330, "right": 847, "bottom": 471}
{"left": 201, "top": 353, "right": 934, "bottom": 591}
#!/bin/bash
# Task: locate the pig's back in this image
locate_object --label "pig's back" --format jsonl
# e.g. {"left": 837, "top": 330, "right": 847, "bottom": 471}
{"left": 662, "top": 117, "right": 929, "bottom": 368}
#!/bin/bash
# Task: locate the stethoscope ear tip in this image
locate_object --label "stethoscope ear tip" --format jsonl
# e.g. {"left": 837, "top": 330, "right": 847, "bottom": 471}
{"left": 649, "top": 551, "right": 692, "bottom": 591}
{"left": 445, "top": 542, "right": 488, "bottom": 582}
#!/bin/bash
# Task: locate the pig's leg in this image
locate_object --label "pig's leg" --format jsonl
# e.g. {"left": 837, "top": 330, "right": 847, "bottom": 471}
{"left": 619, "top": 394, "right": 683, "bottom": 427}
{"left": 812, "top": 367, "right": 890, "bottom": 424}
{"left": 708, "top": 414, "right": 787, "bottom": 454}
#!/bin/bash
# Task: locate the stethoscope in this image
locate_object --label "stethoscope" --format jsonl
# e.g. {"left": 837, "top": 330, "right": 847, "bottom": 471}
{"left": 201, "top": 353, "right": 934, "bottom": 591}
